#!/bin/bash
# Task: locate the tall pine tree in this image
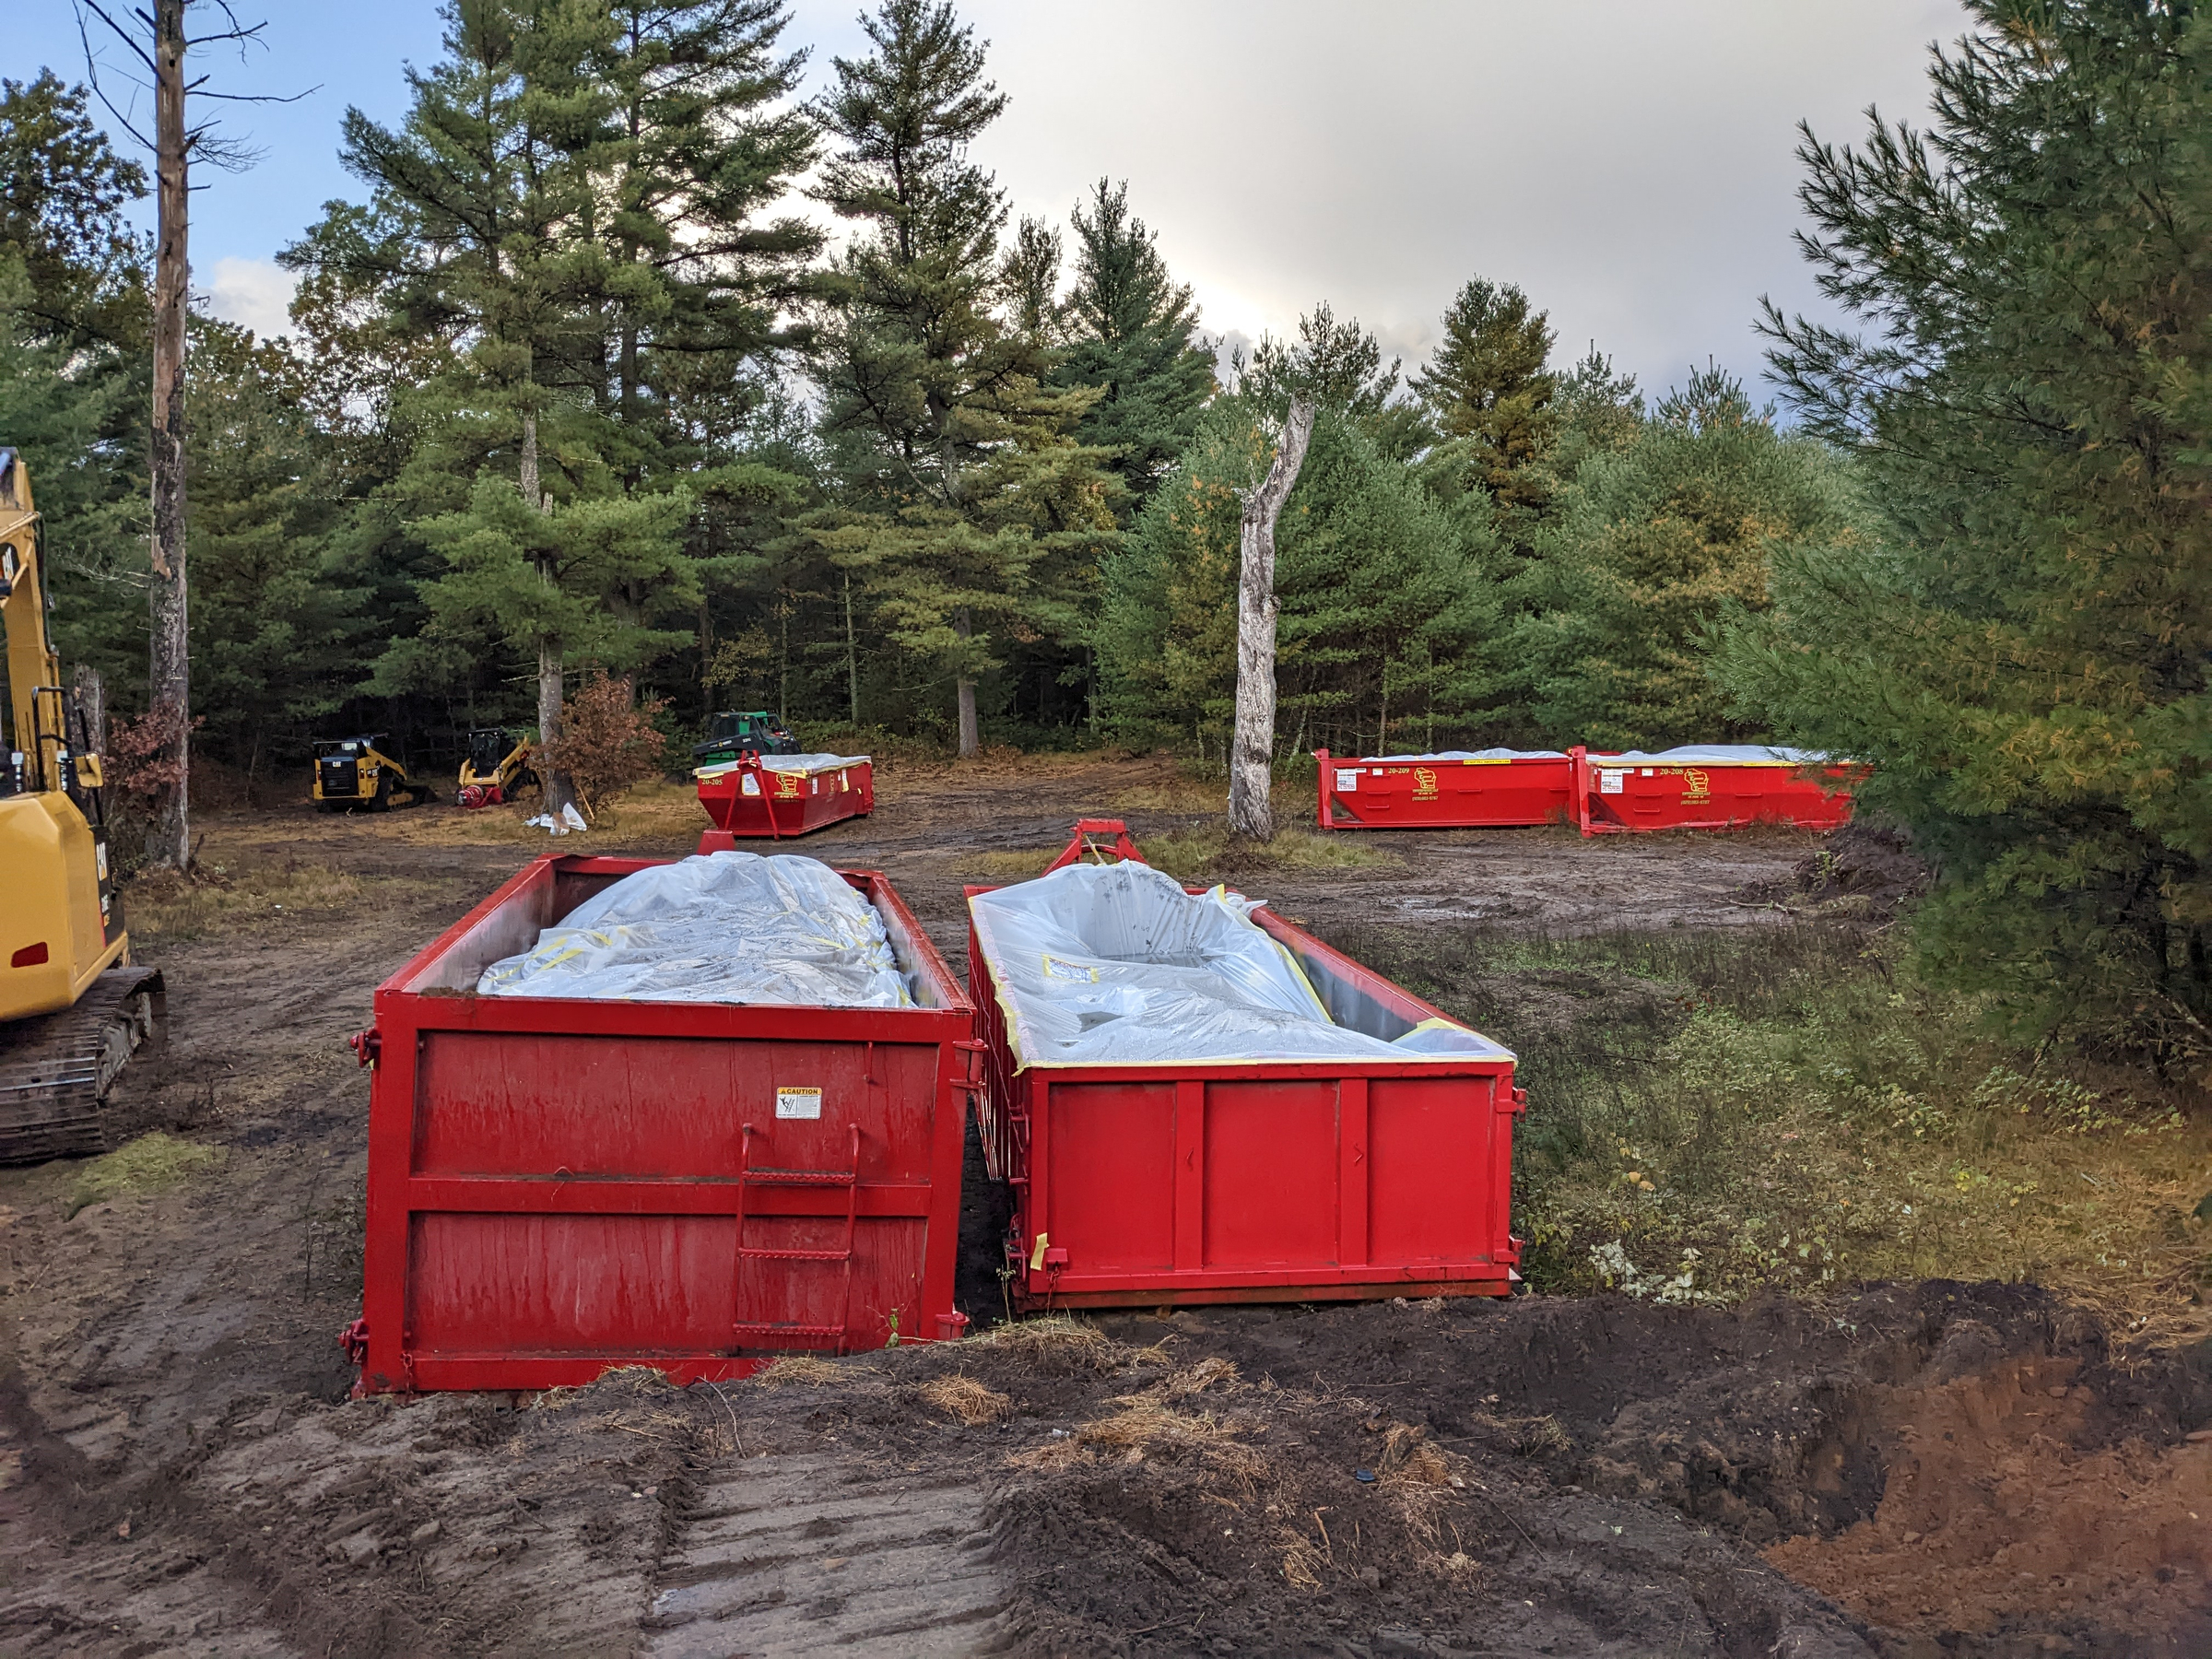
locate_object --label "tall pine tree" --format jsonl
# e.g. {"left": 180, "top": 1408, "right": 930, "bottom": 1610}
{"left": 809, "top": 0, "right": 1115, "bottom": 754}
{"left": 1717, "top": 0, "right": 2212, "bottom": 1059}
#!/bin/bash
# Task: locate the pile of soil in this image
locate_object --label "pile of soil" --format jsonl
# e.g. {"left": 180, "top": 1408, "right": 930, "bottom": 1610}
{"left": 1738, "top": 820, "right": 1931, "bottom": 914}
{"left": 722, "top": 1281, "right": 2212, "bottom": 1658}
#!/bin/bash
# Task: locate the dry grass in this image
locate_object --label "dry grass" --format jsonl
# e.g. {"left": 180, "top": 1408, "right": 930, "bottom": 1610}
{"left": 1163, "top": 1357, "right": 1240, "bottom": 1397}
{"left": 750, "top": 1355, "right": 848, "bottom": 1388}
{"left": 961, "top": 827, "right": 1398, "bottom": 887}
{"left": 65, "top": 1132, "right": 218, "bottom": 1218}
{"left": 1076, "top": 1394, "right": 1268, "bottom": 1489}
{"left": 969, "top": 1314, "right": 1115, "bottom": 1369}
{"left": 918, "top": 1375, "right": 1013, "bottom": 1426}
{"left": 124, "top": 859, "right": 413, "bottom": 942}
{"left": 1342, "top": 920, "right": 2212, "bottom": 1335}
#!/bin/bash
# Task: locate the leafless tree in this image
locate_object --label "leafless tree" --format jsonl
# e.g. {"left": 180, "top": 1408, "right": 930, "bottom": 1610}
{"left": 1229, "top": 397, "right": 1314, "bottom": 842}
{"left": 76, "top": 0, "right": 312, "bottom": 868}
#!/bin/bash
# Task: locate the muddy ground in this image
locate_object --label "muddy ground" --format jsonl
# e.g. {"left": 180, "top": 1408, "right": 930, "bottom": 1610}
{"left": 2, "top": 759, "right": 2208, "bottom": 1657}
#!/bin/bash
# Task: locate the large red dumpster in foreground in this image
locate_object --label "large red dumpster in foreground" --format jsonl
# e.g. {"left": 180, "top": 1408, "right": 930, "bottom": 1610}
{"left": 696, "top": 754, "right": 874, "bottom": 847}
{"left": 348, "top": 853, "right": 972, "bottom": 1394}
{"left": 1571, "top": 746, "right": 1859, "bottom": 836}
{"left": 1315, "top": 747, "right": 1571, "bottom": 830}
{"left": 966, "top": 846, "right": 1524, "bottom": 1311}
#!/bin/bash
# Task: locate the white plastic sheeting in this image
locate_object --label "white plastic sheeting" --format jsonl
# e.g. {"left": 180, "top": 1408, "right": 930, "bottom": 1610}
{"left": 477, "top": 851, "right": 911, "bottom": 1006}
{"left": 969, "top": 860, "right": 1509, "bottom": 1067}
{"left": 695, "top": 752, "right": 868, "bottom": 780}
{"left": 1586, "top": 745, "right": 1832, "bottom": 767}
{"left": 1368, "top": 748, "right": 1568, "bottom": 761}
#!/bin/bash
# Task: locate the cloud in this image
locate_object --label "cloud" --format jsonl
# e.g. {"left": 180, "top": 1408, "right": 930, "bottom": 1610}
{"left": 202, "top": 257, "right": 299, "bottom": 341}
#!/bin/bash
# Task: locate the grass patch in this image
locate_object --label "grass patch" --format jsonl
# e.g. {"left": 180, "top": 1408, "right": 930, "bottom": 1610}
{"left": 66, "top": 1132, "right": 218, "bottom": 1218}
{"left": 917, "top": 1375, "right": 1013, "bottom": 1425}
{"left": 124, "top": 859, "right": 402, "bottom": 942}
{"left": 1331, "top": 918, "right": 2212, "bottom": 1329}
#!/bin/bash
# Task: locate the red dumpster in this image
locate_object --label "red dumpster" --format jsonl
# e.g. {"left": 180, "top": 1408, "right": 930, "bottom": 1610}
{"left": 1315, "top": 747, "right": 1571, "bottom": 830}
{"left": 696, "top": 753, "right": 874, "bottom": 848}
{"left": 965, "top": 828, "right": 1523, "bottom": 1310}
{"left": 1571, "top": 746, "right": 1860, "bottom": 836}
{"left": 349, "top": 852, "right": 974, "bottom": 1394}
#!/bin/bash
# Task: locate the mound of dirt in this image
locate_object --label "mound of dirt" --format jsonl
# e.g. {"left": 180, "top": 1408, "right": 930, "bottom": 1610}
{"left": 701, "top": 1282, "right": 2212, "bottom": 1658}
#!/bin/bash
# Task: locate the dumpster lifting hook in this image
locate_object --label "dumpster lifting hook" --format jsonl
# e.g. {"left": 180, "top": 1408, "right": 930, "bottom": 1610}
{"left": 349, "top": 1029, "right": 382, "bottom": 1070}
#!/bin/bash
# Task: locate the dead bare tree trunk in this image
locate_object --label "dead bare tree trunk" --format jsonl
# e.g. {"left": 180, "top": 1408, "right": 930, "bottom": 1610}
{"left": 520, "top": 409, "right": 572, "bottom": 815}
{"left": 954, "top": 607, "right": 981, "bottom": 759}
{"left": 1228, "top": 398, "right": 1314, "bottom": 842}
{"left": 147, "top": 0, "right": 191, "bottom": 868}
{"left": 71, "top": 665, "right": 107, "bottom": 759}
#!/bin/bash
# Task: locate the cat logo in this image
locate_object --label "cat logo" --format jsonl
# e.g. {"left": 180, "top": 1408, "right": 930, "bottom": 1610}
{"left": 1413, "top": 767, "right": 1439, "bottom": 799}
{"left": 774, "top": 770, "right": 804, "bottom": 798}
{"left": 1681, "top": 769, "right": 1711, "bottom": 803}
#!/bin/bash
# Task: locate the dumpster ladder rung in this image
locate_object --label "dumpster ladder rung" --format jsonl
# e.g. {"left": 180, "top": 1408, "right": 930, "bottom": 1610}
{"left": 734, "top": 1123, "right": 863, "bottom": 1353}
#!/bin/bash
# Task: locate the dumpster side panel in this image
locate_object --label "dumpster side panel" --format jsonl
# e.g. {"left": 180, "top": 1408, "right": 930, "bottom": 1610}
{"left": 358, "top": 857, "right": 969, "bottom": 1394}
{"left": 1042, "top": 1079, "right": 1176, "bottom": 1272}
{"left": 1368, "top": 1073, "right": 1501, "bottom": 1265}
{"left": 1317, "top": 750, "right": 1571, "bottom": 830}
{"left": 1572, "top": 748, "right": 1860, "bottom": 834}
{"left": 412, "top": 1031, "right": 939, "bottom": 1181}
{"left": 696, "top": 760, "right": 873, "bottom": 842}
{"left": 407, "top": 1211, "right": 735, "bottom": 1355}
{"left": 1201, "top": 1079, "right": 1338, "bottom": 1267}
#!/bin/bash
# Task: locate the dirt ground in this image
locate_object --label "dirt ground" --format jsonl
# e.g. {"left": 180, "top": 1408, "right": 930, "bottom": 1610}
{"left": 2, "top": 757, "right": 2208, "bottom": 1657}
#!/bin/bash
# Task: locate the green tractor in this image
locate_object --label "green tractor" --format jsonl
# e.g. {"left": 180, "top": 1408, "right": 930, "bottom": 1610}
{"left": 692, "top": 710, "right": 799, "bottom": 767}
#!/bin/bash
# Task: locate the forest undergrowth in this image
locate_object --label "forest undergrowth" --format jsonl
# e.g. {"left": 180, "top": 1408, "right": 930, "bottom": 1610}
{"left": 1341, "top": 916, "right": 2212, "bottom": 1339}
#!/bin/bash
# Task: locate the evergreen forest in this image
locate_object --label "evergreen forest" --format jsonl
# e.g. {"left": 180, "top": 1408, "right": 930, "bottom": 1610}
{"left": 5, "top": 0, "right": 2209, "bottom": 1057}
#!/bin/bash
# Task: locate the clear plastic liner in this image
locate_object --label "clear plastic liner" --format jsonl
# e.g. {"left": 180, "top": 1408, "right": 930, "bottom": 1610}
{"left": 477, "top": 851, "right": 911, "bottom": 1006}
{"left": 1368, "top": 747, "right": 1568, "bottom": 761}
{"left": 969, "top": 860, "right": 1508, "bottom": 1067}
{"left": 694, "top": 752, "right": 868, "bottom": 780}
{"left": 1585, "top": 745, "right": 1833, "bottom": 767}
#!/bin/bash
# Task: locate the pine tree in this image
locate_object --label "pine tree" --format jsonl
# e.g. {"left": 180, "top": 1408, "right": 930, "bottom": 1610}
{"left": 1515, "top": 365, "right": 1864, "bottom": 748}
{"left": 1241, "top": 302, "right": 1429, "bottom": 461}
{"left": 809, "top": 0, "right": 1116, "bottom": 755}
{"left": 0, "top": 72, "right": 148, "bottom": 347}
{"left": 1411, "top": 276, "right": 1558, "bottom": 512}
{"left": 1056, "top": 179, "right": 1214, "bottom": 503}
{"left": 1101, "top": 398, "right": 1492, "bottom": 756}
{"left": 1716, "top": 0, "right": 2212, "bottom": 1058}
{"left": 289, "top": 0, "right": 691, "bottom": 807}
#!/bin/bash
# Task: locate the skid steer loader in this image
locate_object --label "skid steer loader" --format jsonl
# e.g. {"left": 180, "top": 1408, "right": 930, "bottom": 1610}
{"left": 0, "top": 448, "right": 163, "bottom": 1164}
{"left": 456, "top": 727, "right": 537, "bottom": 808}
{"left": 312, "top": 735, "right": 432, "bottom": 811}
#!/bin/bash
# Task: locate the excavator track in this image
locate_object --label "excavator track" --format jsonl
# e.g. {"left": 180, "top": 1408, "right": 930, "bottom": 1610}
{"left": 0, "top": 967, "right": 165, "bottom": 1165}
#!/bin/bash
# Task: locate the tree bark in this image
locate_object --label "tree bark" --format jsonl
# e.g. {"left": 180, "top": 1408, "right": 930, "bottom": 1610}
{"left": 1229, "top": 399, "right": 1314, "bottom": 841}
{"left": 520, "top": 409, "right": 571, "bottom": 813}
{"left": 954, "top": 606, "right": 980, "bottom": 759}
{"left": 147, "top": 0, "right": 191, "bottom": 868}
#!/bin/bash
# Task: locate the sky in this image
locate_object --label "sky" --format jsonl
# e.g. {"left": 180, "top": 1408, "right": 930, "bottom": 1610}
{"left": 10, "top": 0, "right": 1973, "bottom": 403}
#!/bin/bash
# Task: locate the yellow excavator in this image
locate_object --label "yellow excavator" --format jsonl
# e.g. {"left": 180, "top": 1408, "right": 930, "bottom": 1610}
{"left": 0, "top": 448, "right": 163, "bottom": 1164}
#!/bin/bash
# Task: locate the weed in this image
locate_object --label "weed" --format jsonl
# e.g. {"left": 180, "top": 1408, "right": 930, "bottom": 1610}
{"left": 65, "top": 1132, "right": 218, "bottom": 1218}
{"left": 1328, "top": 917, "right": 2212, "bottom": 1319}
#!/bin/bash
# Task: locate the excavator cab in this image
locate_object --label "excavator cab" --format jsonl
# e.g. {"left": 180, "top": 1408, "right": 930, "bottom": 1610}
{"left": 457, "top": 726, "right": 537, "bottom": 808}
{"left": 312, "top": 734, "right": 429, "bottom": 812}
{"left": 0, "top": 446, "right": 163, "bottom": 1163}
{"left": 692, "top": 709, "right": 798, "bottom": 766}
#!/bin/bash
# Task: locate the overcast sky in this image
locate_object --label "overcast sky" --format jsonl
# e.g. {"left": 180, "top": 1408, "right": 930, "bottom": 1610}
{"left": 13, "top": 0, "right": 1971, "bottom": 403}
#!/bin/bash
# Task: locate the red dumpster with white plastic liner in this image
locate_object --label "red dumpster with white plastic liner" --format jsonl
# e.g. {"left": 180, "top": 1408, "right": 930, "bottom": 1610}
{"left": 1315, "top": 747, "right": 1571, "bottom": 830}
{"left": 696, "top": 752, "right": 874, "bottom": 846}
{"left": 347, "top": 851, "right": 973, "bottom": 1394}
{"left": 966, "top": 824, "right": 1523, "bottom": 1310}
{"left": 1571, "top": 746, "right": 1860, "bottom": 836}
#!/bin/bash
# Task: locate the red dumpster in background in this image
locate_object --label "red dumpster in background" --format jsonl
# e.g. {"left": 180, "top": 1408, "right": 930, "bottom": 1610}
{"left": 696, "top": 754, "right": 874, "bottom": 848}
{"left": 347, "top": 853, "right": 973, "bottom": 1394}
{"left": 966, "top": 825, "right": 1524, "bottom": 1311}
{"left": 1314, "top": 747, "right": 1571, "bottom": 830}
{"left": 1571, "top": 746, "right": 1860, "bottom": 836}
